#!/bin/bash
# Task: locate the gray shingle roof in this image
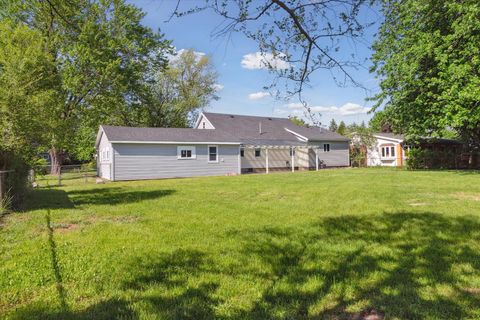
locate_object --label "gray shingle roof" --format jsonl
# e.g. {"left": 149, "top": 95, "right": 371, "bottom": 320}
{"left": 203, "top": 112, "right": 350, "bottom": 142}
{"left": 101, "top": 125, "right": 240, "bottom": 143}
{"left": 100, "top": 113, "right": 349, "bottom": 146}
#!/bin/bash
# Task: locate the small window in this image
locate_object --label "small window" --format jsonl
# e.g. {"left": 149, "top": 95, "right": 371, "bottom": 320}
{"left": 290, "top": 147, "right": 295, "bottom": 157}
{"left": 323, "top": 144, "right": 330, "bottom": 152}
{"left": 381, "top": 147, "right": 385, "bottom": 157}
{"left": 240, "top": 149, "right": 244, "bottom": 157}
{"left": 178, "top": 146, "right": 196, "bottom": 159}
{"left": 255, "top": 148, "right": 261, "bottom": 157}
{"left": 208, "top": 145, "right": 218, "bottom": 162}
{"left": 386, "top": 147, "right": 390, "bottom": 157}
{"left": 202, "top": 122, "right": 206, "bottom": 129}
{"left": 391, "top": 146, "right": 395, "bottom": 157}
{"left": 101, "top": 148, "right": 109, "bottom": 162}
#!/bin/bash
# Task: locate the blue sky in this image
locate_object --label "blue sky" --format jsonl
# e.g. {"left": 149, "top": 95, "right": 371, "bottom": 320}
{"left": 129, "top": 0, "right": 382, "bottom": 126}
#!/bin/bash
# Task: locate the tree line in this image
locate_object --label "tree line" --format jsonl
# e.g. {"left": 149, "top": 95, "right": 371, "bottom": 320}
{"left": 0, "top": 0, "right": 218, "bottom": 203}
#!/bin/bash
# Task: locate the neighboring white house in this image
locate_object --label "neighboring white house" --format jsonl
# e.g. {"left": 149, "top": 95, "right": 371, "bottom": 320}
{"left": 367, "top": 133, "right": 407, "bottom": 167}
{"left": 96, "top": 112, "right": 350, "bottom": 181}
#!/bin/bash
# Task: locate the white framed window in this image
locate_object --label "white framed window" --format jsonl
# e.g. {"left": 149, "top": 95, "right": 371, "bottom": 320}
{"left": 323, "top": 143, "right": 330, "bottom": 152}
{"left": 290, "top": 147, "right": 295, "bottom": 156}
{"left": 100, "top": 148, "right": 110, "bottom": 162}
{"left": 381, "top": 146, "right": 396, "bottom": 158}
{"left": 208, "top": 145, "right": 218, "bottom": 163}
{"left": 240, "top": 149, "right": 244, "bottom": 157}
{"left": 177, "top": 146, "right": 196, "bottom": 159}
{"left": 202, "top": 122, "right": 206, "bottom": 129}
{"left": 255, "top": 148, "right": 261, "bottom": 157}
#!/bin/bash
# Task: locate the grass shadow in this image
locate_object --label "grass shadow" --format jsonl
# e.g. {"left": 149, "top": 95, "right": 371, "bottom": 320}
{"left": 231, "top": 211, "right": 480, "bottom": 319}
{"left": 122, "top": 249, "right": 220, "bottom": 320}
{"left": 24, "top": 188, "right": 74, "bottom": 211}
{"left": 24, "top": 187, "right": 175, "bottom": 210}
{"left": 9, "top": 298, "right": 135, "bottom": 320}
{"left": 7, "top": 211, "right": 480, "bottom": 319}
{"left": 45, "top": 210, "right": 68, "bottom": 312}
{"left": 66, "top": 188, "right": 175, "bottom": 206}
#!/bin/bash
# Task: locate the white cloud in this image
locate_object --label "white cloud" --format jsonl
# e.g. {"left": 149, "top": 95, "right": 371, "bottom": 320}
{"left": 168, "top": 48, "right": 206, "bottom": 62}
{"left": 273, "top": 108, "right": 304, "bottom": 116}
{"left": 248, "top": 91, "right": 271, "bottom": 100}
{"left": 278, "top": 102, "right": 370, "bottom": 116}
{"left": 310, "top": 103, "right": 370, "bottom": 115}
{"left": 285, "top": 102, "right": 305, "bottom": 109}
{"left": 241, "top": 52, "right": 290, "bottom": 70}
{"left": 213, "top": 84, "right": 224, "bottom": 91}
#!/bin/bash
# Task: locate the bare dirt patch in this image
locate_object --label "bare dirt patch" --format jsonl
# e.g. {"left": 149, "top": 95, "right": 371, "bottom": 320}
{"left": 452, "top": 192, "right": 480, "bottom": 201}
{"left": 408, "top": 200, "right": 428, "bottom": 206}
{"left": 462, "top": 287, "right": 480, "bottom": 295}
{"left": 109, "top": 215, "right": 139, "bottom": 224}
{"left": 53, "top": 222, "right": 80, "bottom": 233}
{"left": 351, "top": 308, "right": 385, "bottom": 320}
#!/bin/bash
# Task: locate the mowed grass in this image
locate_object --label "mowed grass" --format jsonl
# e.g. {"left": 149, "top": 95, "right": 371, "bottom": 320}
{"left": 1, "top": 168, "right": 480, "bottom": 319}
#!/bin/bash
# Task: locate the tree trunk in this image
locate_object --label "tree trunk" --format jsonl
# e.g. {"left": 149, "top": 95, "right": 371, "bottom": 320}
{"left": 49, "top": 148, "right": 64, "bottom": 175}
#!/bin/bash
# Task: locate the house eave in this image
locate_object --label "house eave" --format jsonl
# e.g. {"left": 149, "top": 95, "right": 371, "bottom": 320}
{"left": 109, "top": 140, "right": 241, "bottom": 145}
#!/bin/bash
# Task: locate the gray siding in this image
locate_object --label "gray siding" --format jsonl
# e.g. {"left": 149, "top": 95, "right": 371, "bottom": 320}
{"left": 113, "top": 144, "right": 239, "bottom": 181}
{"left": 310, "top": 141, "right": 350, "bottom": 167}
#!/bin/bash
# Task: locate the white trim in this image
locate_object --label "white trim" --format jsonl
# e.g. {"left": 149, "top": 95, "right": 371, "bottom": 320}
{"left": 95, "top": 126, "right": 105, "bottom": 148}
{"left": 284, "top": 128, "right": 308, "bottom": 142}
{"left": 265, "top": 148, "right": 269, "bottom": 174}
{"left": 177, "top": 146, "right": 196, "bottom": 159}
{"left": 111, "top": 146, "right": 115, "bottom": 181}
{"left": 194, "top": 113, "right": 216, "bottom": 129}
{"left": 238, "top": 146, "right": 242, "bottom": 174}
{"left": 110, "top": 141, "right": 240, "bottom": 145}
{"left": 373, "top": 135, "right": 404, "bottom": 143}
{"left": 291, "top": 147, "right": 295, "bottom": 172}
{"left": 207, "top": 145, "right": 219, "bottom": 163}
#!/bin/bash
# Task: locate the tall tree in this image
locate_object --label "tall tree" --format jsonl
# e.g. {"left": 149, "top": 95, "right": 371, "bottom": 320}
{"left": 288, "top": 116, "right": 308, "bottom": 127}
{"left": 337, "top": 121, "right": 347, "bottom": 136}
{"left": 0, "top": 20, "right": 57, "bottom": 168}
{"left": 371, "top": 0, "right": 480, "bottom": 151}
{"left": 137, "top": 49, "right": 219, "bottom": 128}
{"left": 368, "top": 110, "right": 390, "bottom": 132}
{"left": 328, "top": 119, "right": 338, "bottom": 132}
{"left": 5, "top": 0, "right": 171, "bottom": 172}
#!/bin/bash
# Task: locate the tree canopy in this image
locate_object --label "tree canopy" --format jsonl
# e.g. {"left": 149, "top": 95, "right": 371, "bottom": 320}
{"left": 2, "top": 0, "right": 173, "bottom": 171}
{"left": 328, "top": 119, "right": 338, "bottom": 132}
{"left": 371, "top": 0, "right": 480, "bottom": 150}
{"left": 172, "top": 0, "right": 373, "bottom": 101}
{"left": 137, "top": 49, "right": 219, "bottom": 128}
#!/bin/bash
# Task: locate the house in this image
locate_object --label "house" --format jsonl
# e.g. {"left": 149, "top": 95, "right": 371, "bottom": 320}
{"left": 96, "top": 112, "right": 350, "bottom": 181}
{"left": 367, "top": 132, "right": 463, "bottom": 167}
{"left": 367, "top": 133, "right": 407, "bottom": 167}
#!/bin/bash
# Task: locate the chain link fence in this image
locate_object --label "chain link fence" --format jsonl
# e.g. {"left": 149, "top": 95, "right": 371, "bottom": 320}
{"left": 32, "top": 164, "right": 97, "bottom": 188}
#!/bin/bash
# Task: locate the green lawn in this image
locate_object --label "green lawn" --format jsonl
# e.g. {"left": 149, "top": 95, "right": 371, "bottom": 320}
{"left": 1, "top": 168, "right": 480, "bottom": 319}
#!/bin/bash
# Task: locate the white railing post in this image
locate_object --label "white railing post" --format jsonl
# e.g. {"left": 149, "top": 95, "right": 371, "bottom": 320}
{"left": 291, "top": 147, "right": 295, "bottom": 172}
{"left": 265, "top": 148, "right": 269, "bottom": 174}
